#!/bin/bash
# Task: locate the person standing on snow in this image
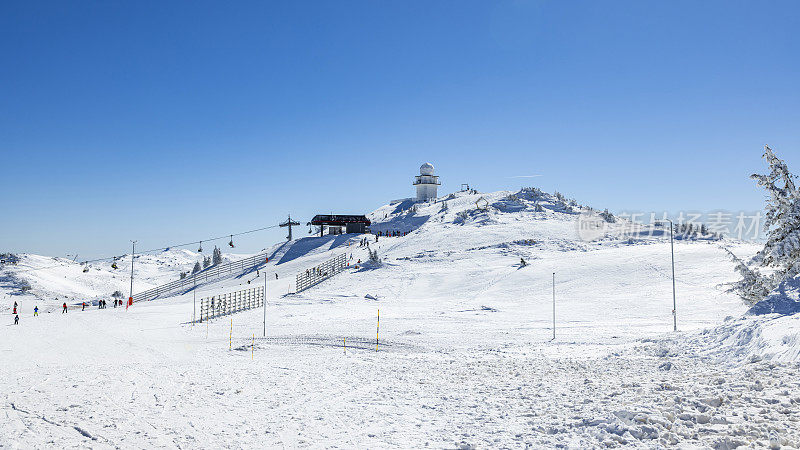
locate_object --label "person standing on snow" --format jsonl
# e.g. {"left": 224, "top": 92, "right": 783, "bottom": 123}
{"left": 14, "top": 315, "right": 19, "bottom": 325}
{"left": 34, "top": 306, "right": 38, "bottom": 316}
{"left": 62, "top": 302, "right": 67, "bottom": 313}
{"left": 82, "top": 302, "right": 86, "bottom": 311}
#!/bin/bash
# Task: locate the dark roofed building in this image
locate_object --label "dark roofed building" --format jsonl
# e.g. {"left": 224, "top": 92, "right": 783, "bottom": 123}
{"left": 309, "top": 215, "right": 371, "bottom": 236}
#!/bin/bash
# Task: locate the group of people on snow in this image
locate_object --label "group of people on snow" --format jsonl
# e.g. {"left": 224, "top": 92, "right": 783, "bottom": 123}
{"left": 11, "top": 296, "right": 127, "bottom": 324}
{"left": 11, "top": 300, "right": 35, "bottom": 325}
{"left": 375, "top": 230, "right": 409, "bottom": 238}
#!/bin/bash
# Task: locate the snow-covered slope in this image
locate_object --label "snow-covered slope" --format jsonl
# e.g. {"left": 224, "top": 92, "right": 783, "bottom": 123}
{"left": 0, "top": 249, "right": 247, "bottom": 312}
{"left": 4, "top": 189, "right": 799, "bottom": 448}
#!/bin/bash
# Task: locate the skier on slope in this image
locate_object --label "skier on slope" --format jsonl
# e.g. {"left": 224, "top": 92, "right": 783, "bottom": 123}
{"left": 82, "top": 302, "right": 86, "bottom": 311}
{"left": 14, "top": 315, "right": 19, "bottom": 325}
{"left": 33, "top": 306, "right": 38, "bottom": 316}
{"left": 62, "top": 302, "right": 67, "bottom": 313}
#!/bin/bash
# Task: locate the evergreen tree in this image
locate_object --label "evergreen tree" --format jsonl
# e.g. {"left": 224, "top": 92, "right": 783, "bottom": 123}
{"left": 600, "top": 209, "right": 616, "bottom": 223}
{"left": 203, "top": 256, "right": 211, "bottom": 268}
{"left": 192, "top": 262, "right": 202, "bottom": 274}
{"left": 723, "top": 248, "right": 771, "bottom": 305}
{"left": 751, "top": 145, "right": 800, "bottom": 278}
{"left": 729, "top": 145, "right": 800, "bottom": 303}
{"left": 212, "top": 246, "right": 223, "bottom": 265}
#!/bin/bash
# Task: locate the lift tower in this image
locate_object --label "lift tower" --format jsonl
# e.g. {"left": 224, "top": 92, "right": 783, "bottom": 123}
{"left": 280, "top": 215, "right": 300, "bottom": 241}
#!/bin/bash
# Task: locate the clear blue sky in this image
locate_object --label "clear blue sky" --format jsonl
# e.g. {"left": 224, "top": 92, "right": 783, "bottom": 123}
{"left": 1, "top": 1, "right": 798, "bottom": 259}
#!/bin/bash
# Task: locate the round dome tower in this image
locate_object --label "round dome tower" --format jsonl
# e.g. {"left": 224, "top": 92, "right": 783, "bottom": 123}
{"left": 413, "top": 162, "right": 441, "bottom": 202}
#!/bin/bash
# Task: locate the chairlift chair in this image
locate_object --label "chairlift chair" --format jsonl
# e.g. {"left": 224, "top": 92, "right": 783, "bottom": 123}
{"left": 229, "top": 235, "right": 235, "bottom": 248}
{"left": 198, "top": 241, "right": 203, "bottom": 252}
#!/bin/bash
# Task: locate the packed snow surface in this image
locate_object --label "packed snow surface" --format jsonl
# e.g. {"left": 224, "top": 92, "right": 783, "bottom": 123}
{"left": 2, "top": 190, "right": 799, "bottom": 448}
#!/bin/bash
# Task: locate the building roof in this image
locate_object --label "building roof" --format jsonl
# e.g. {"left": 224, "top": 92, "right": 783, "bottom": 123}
{"left": 308, "top": 215, "right": 372, "bottom": 226}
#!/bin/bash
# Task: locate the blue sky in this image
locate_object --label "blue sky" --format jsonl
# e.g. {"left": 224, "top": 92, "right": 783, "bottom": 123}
{"left": 1, "top": 1, "right": 798, "bottom": 259}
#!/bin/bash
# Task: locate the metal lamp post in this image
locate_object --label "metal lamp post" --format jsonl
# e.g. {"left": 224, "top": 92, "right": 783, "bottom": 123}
{"left": 656, "top": 220, "right": 677, "bottom": 332}
{"left": 129, "top": 240, "right": 137, "bottom": 308}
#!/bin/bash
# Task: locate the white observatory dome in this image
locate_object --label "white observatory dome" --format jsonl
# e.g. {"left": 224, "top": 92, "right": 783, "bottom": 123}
{"left": 420, "top": 162, "right": 435, "bottom": 175}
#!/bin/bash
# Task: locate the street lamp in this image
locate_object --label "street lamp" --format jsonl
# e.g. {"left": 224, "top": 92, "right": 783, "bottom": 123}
{"left": 129, "top": 240, "right": 137, "bottom": 308}
{"left": 655, "top": 219, "right": 677, "bottom": 332}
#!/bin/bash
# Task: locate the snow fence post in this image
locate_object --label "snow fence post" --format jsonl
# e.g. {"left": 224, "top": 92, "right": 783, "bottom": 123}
{"left": 376, "top": 309, "right": 380, "bottom": 352}
{"left": 552, "top": 272, "right": 556, "bottom": 341}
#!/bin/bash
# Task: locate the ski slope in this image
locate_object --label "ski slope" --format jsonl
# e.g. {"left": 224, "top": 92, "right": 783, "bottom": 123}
{"left": 3, "top": 189, "right": 799, "bottom": 448}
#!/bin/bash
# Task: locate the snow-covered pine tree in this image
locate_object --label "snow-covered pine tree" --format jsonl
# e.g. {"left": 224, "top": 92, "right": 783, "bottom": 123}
{"left": 600, "top": 209, "right": 616, "bottom": 223}
{"left": 729, "top": 145, "right": 800, "bottom": 303}
{"left": 723, "top": 248, "right": 771, "bottom": 305}
{"left": 369, "top": 249, "right": 381, "bottom": 264}
{"left": 751, "top": 145, "right": 800, "bottom": 283}
{"left": 203, "top": 256, "right": 211, "bottom": 268}
{"left": 212, "top": 246, "right": 223, "bottom": 265}
{"left": 192, "top": 262, "right": 202, "bottom": 274}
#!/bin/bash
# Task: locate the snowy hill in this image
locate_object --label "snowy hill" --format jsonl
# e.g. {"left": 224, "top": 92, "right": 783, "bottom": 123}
{"left": 4, "top": 189, "right": 800, "bottom": 448}
{"left": 0, "top": 249, "right": 247, "bottom": 312}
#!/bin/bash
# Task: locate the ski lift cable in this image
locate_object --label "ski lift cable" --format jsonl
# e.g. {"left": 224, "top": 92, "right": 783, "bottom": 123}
{"left": 11, "top": 223, "right": 283, "bottom": 273}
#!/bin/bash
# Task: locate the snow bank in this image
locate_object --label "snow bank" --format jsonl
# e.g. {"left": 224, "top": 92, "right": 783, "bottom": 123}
{"left": 748, "top": 274, "right": 800, "bottom": 315}
{"left": 687, "top": 275, "right": 800, "bottom": 364}
{"left": 687, "top": 313, "right": 800, "bottom": 364}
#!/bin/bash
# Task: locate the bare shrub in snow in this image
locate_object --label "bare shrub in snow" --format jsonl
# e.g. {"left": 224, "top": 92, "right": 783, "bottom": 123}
{"left": 455, "top": 210, "right": 471, "bottom": 224}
